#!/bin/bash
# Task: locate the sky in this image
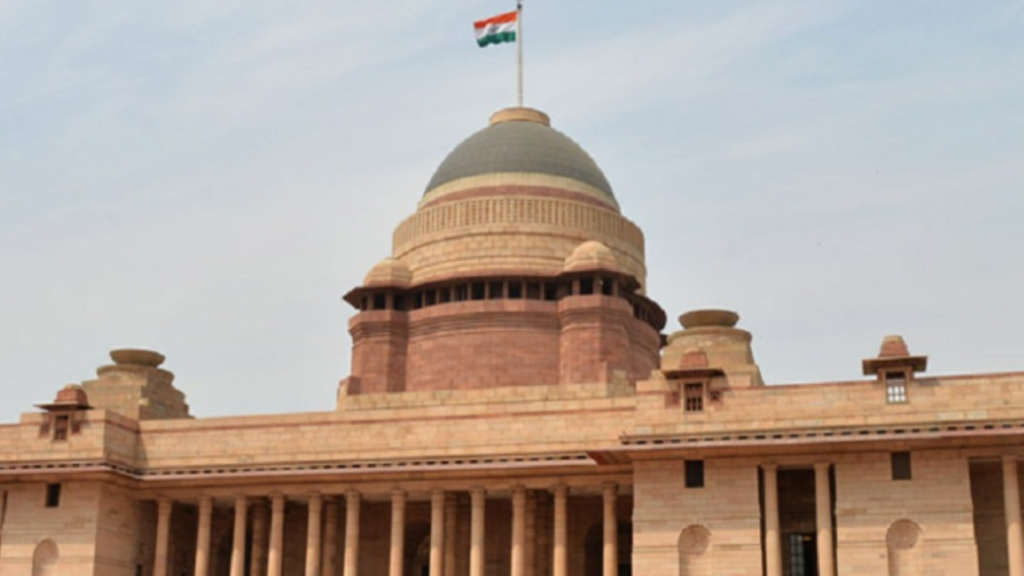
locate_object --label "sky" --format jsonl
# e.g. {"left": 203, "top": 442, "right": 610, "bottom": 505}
{"left": 1, "top": 0, "right": 1022, "bottom": 422}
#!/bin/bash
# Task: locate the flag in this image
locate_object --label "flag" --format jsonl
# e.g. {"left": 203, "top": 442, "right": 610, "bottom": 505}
{"left": 474, "top": 11, "right": 517, "bottom": 47}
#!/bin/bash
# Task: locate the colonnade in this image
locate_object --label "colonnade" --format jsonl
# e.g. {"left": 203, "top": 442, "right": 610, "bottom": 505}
{"left": 761, "top": 463, "right": 835, "bottom": 576}
{"left": 151, "top": 483, "right": 620, "bottom": 576}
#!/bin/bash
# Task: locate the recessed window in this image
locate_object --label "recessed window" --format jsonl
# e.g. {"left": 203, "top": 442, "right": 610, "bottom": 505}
{"left": 891, "top": 451, "right": 912, "bottom": 480}
{"left": 579, "top": 278, "right": 594, "bottom": 295}
{"left": 508, "top": 282, "right": 523, "bottom": 299}
{"left": 372, "top": 293, "right": 387, "bottom": 310}
{"left": 544, "top": 283, "right": 559, "bottom": 301}
{"left": 600, "top": 277, "right": 614, "bottom": 296}
{"left": 685, "top": 460, "right": 705, "bottom": 488}
{"left": 526, "top": 282, "right": 541, "bottom": 299}
{"left": 886, "top": 372, "right": 908, "bottom": 404}
{"left": 684, "top": 383, "right": 704, "bottom": 413}
{"left": 45, "top": 483, "right": 62, "bottom": 508}
{"left": 471, "top": 282, "right": 485, "bottom": 300}
{"left": 488, "top": 282, "right": 503, "bottom": 300}
{"left": 393, "top": 295, "right": 406, "bottom": 311}
{"left": 53, "top": 415, "right": 70, "bottom": 442}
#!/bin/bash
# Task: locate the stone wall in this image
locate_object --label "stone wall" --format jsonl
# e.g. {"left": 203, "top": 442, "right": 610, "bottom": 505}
{"left": 632, "top": 458, "right": 762, "bottom": 576}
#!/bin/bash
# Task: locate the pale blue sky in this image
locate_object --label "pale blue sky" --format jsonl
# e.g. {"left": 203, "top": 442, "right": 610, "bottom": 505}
{"left": 1, "top": 0, "right": 1022, "bottom": 421}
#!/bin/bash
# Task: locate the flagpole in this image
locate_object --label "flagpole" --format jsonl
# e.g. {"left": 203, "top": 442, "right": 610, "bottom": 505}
{"left": 516, "top": 0, "right": 523, "bottom": 107}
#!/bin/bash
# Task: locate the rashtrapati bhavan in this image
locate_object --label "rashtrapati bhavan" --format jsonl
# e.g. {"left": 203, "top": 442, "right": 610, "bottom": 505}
{"left": 2, "top": 106, "right": 1023, "bottom": 576}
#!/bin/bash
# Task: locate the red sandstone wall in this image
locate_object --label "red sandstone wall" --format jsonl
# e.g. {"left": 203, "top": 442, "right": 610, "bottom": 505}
{"left": 405, "top": 300, "right": 561, "bottom": 391}
{"left": 348, "top": 295, "right": 659, "bottom": 394}
{"left": 558, "top": 295, "right": 633, "bottom": 384}
{"left": 348, "top": 310, "right": 409, "bottom": 394}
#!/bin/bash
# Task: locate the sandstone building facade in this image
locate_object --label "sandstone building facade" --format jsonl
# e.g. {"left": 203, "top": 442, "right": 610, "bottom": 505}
{"left": 1, "top": 107, "right": 1022, "bottom": 576}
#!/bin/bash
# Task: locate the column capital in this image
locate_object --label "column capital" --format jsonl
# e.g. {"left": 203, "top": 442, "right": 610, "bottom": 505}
{"left": 601, "top": 483, "right": 618, "bottom": 498}
{"left": 270, "top": 493, "right": 287, "bottom": 511}
{"left": 431, "top": 489, "right": 446, "bottom": 504}
{"left": 470, "top": 486, "right": 487, "bottom": 498}
{"left": 198, "top": 495, "right": 214, "bottom": 509}
{"left": 391, "top": 488, "right": 408, "bottom": 502}
{"left": 814, "top": 462, "right": 831, "bottom": 472}
{"left": 551, "top": 483, "right": 568, "bottom": 497}
{"left": 1004, "top": 454, "right": 1020, "bottom": 465}
{"left": 308, "top": 492, "right": 323, "bottom": 509}
{"left": 762, "top": 462, "right": 779, "bottom": 472}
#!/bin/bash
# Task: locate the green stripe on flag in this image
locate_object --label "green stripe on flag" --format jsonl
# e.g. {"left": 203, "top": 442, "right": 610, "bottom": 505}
{"left": 477, "top": 31, "right": 517, "bottom": 47}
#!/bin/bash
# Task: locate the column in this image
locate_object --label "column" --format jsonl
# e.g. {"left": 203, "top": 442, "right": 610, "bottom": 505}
{"left": 195, "top": 496, "right": 214, "bottom": 576}
{"left": 814, "top": 463, "right": 835, "bottom": 576}
{"left": 268, "top": 494, "right": 286, "bottom": 576}
{"left": 250, "top": 501, "right": 269, "bottom": 576}
{"left": 430, "top": 490, "right": 445, "bottom": 576}
{"left": 511, "top": 486, "right": 526, "bottom": 576}
{"left": 343, "top": 490, "right": 361, "bottom": 576}
{"left": 153, "top": 499, "right": 172, "bottom": 576}
{"left": 1005, "top": 456, "right": 1024, "bottom": 576}
{"left": 231, "top": 496, "right": 249, "bottom": 576}
{"left": 552, "top": 485, "right": 567, "bottom": 576}
{"left": 763, "top": 465, "right": 782, "bottom": 576}
{"left": 525, "top": 492, "right": 536, "bottom": 576}
{"left": 601, "top": 484, "right": 617, "bottom": 576}
{"left": 323, "top": 499, "right": 339, "bottom": 576}
{"left": 444, "top": 495, "right": 457, "bottom": 576}
{"left": 389, "top": 490, "right": 407, "bottom": 576}
{"left": 469, "top": 488, "right": 486, "bottom": 576}
{"left": 306, "top": 493, "right": 323, "bottom": 576}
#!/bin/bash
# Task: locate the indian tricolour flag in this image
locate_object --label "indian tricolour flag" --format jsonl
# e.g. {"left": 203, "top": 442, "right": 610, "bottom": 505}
{"left": 474, "top": 11, "right": 518, "bottom": 47}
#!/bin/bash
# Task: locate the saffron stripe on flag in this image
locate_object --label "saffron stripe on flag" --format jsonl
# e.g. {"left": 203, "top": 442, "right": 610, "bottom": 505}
{"left": 474, "top": 10, "right": 517, "bottom": 30}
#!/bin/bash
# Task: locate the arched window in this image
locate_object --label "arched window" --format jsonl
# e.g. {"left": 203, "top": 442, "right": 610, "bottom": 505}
{"left": 678, "top": 525, "right": 711, "bottom": 576}
{"left": 886, "top": 519, "right": 923, "bottom": 576}
{"left": 32, "top": 539, "right": 59, "bottom": 576}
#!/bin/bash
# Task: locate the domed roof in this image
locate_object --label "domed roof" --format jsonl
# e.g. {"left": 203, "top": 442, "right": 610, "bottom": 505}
{"left": 563, "top": 240, "right": 619, "bottom": 274}
{"left": 364, "top": 257, "right": 412, "bottom": 288}
{"left": 424, "top": 107, "right": 616, "bottom": 205}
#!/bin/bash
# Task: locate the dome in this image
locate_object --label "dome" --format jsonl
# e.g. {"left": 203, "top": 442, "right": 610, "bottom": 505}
{"left": 424, "top": 107, "right": 617, "bottom": 207}
{"left": 364, "top": 257, "right": 412, "bottom": 288}
{"left": 563, "top": 240, "right": 620, "bottom": 274}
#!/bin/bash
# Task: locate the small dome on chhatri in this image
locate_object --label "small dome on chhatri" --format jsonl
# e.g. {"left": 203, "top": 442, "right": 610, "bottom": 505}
{"left": 364, "top": 257, "right": 413, "bottom": 288}
{"left": 424, "top": 107, "right": 617, "bottom": 207}
{"left": 563, "top": 240, "right": 619, "bottom": 273}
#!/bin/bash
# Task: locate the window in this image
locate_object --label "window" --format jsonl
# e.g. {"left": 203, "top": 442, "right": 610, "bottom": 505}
{"left": 52, "top": 415, "right": 70, "bottom": 442}
{"left": 886, "top": 371, "right": 908, "bottom": 404}
{"left": 684, "top": 383, "right": 704, "bottom": 413}
{"left": 45, "top": 483, "right": 62, "bottom": 508}
{"left": 891, "top": 451, "right": 912, "bottom": 480}
{"left": 543, "top": 283, "right": 559, "bottom": 301}
{"left": 508, "top": 282, "right": 523, "bottom": 299}
{"left": 788, "top": 533, "right": 816, "bottom": 576}
{"left": 685, "top": 460, "right": 705, "bottom": 488}
{"left": 579, "top": 277, "right": 594, "bottom": 295}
